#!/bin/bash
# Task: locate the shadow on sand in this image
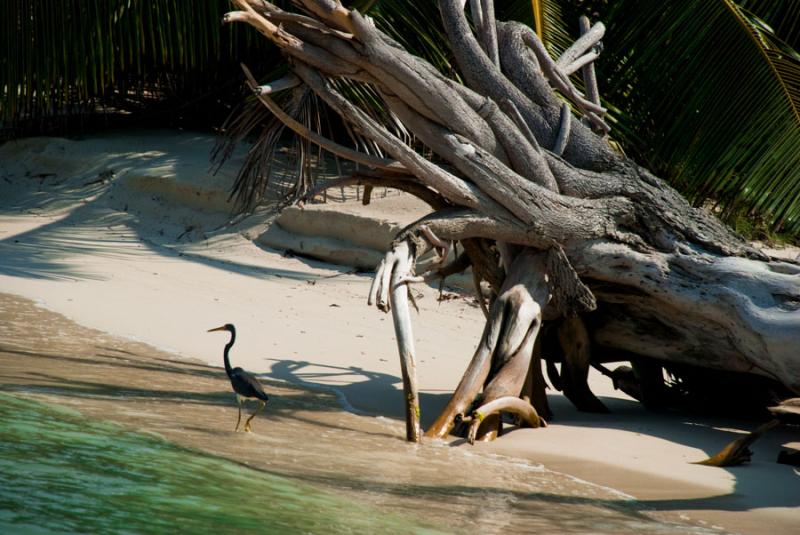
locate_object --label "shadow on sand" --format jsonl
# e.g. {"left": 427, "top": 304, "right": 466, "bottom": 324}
{"left": 264, "top": 356, "right": 800, "bottom": 516}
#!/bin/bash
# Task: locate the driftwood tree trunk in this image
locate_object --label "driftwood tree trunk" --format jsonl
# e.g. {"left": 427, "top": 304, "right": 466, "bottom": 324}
{"left": 226, "top": 0, "right": 800, "bottom": 442}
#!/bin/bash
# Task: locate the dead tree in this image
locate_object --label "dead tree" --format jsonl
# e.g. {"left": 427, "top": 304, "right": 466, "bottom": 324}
{"left": 225, "top": 0, "right": 800, "bottom": 442}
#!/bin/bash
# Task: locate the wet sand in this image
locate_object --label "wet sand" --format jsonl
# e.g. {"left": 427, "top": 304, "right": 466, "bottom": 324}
{"left": 0, "top": 292, "right": 718, "bottom": 534}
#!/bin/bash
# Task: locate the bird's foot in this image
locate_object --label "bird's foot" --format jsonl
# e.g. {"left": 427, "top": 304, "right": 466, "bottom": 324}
{"left": 244, "top": 423, "right": 252, "bottom": 433}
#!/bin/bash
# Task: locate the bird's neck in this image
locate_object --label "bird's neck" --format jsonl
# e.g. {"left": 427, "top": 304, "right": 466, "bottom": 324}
{"left": 223, "top": 330, "right": 236, "bottom": 377}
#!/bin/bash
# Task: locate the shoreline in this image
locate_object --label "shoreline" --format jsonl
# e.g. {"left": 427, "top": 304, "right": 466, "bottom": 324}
{"left": 2, "top": 131, "right": 798, "bottom": 533}
{"left": 0, "top": 291, "right": 712, "bottom": 534}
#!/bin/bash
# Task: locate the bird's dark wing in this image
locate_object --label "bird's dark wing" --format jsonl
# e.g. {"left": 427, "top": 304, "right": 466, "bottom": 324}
{"left": 230, "top": 368, "right": 270, "bottom": 402}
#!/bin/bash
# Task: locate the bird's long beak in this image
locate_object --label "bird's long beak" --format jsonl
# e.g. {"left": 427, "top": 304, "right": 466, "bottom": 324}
{"left": 207, "top": 326, "right": 227, "bottom": 333}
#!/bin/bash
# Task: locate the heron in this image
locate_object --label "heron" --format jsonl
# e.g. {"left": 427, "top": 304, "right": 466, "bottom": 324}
{"left": 208, "top": 324, "right": 269, "bottom": 432}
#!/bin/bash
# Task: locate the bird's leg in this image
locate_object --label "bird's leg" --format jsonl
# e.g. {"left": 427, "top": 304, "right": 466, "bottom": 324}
{"left": 235, "top": 403, "right": 243, "bottom": 432}
{"left": 244, "top": 401, "right": 266, "bottom": 433}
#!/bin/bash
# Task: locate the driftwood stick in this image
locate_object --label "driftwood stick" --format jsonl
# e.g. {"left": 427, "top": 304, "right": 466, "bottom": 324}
{"left": 369, "top": 241, "right": 422, "bottom": 441}
{"left": 564, "top": 52, "right": 599, "bottom": 76}
{"left": 579, "top": 16, "right": 601, "bottom": 111}
{"left": 556, "top": 21, "right": 605, "bottom": 70}
{"left": 553, "top": 103, "right": 571, "bottom": 156}
{"left": 504, "top": 98, "right": 542, "bottom": 153}
{"left": 389, "top": 241, "right": 422, "bottom": 442}
{"left": 252, "top": 74, "right": 301, "bottom": 95}
{"left": 479, "top": 0, "right": 499, "bottom": 66}
{"left": 694, "top": 419, "right": 780, "bottom": 467}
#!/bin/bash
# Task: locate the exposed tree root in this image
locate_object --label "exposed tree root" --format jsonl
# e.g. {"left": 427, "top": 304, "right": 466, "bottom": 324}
{"left": 465, "top": 396, "right": 546, "bottom": 445}
{"left": 426, "top": 249, "right": 550, "bottom": 440}
{"left": 694, "top": 419, "right": 780, "bottom": 467}
{"left": 556, "top": 317, "right": 609, "bottom": 413}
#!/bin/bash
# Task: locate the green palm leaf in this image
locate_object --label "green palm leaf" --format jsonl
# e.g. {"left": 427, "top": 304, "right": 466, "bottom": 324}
{"left": 0, "top": 0, "right": 271, "bottom": 133}
{"left": 530, "top": 0, "right": 800, "bottom": 234}
{"left": 738, "top": 0, "right": 800, "bottom": 51}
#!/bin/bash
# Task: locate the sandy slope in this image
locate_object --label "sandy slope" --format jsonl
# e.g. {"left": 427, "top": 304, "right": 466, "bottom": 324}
{"left": 1, "top": 131, "right": 799, "bottom": 534}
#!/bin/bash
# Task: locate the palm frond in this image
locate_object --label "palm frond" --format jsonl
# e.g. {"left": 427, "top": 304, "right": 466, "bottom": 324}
{"left": 738, "top": 0, "right": 800, "bottom": 51}
{"left": 526, "top": 1, "right": 800, "bottom": 234}
{"left": 0, "top": 0, "right": 272, "bottom": 134}
{"left": 591, "top": 1, "right": 800, "bottom": 233}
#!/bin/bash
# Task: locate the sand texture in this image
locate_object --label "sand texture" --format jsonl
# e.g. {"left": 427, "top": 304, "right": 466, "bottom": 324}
{"left": 1, "top": 131, "right": 799, "bottom": 534}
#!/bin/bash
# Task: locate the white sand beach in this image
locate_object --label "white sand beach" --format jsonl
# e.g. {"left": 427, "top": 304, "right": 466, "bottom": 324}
{"left": 1, "top": 131, "right": 798, "bottom": 534}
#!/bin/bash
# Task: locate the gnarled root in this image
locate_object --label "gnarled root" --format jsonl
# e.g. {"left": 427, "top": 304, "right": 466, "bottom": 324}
{"left": 426, "top": 248, "right": 550, "bottom": 440}
{"left": 556, "top": 316, "right": 609, "bottom": 413}
{"left": 522, "top": 337, "right": 553, "bottom": 421}
{"left": 465, "top": 396, "right": 546, "bottom": 445}
{"left": 694, "top": 419, "right": 780, "bottom": 467}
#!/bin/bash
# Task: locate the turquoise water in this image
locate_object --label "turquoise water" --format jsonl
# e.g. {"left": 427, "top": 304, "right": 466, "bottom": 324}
{"left": 0, "top": 393, "right": 445, "bottom": 534}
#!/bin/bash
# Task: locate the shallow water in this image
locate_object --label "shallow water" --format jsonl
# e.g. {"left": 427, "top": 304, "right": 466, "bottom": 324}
{"left": 0, "top": 293, "right": 721, "bottom": 534}
{"left": 0, "top": 393, "right": 445, "bottom": 534}
{"left": 0, "top": 393, "right": 719, "bottom": 535}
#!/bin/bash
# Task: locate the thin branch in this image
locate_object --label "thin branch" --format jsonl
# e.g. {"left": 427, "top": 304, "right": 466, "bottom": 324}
{"left": 563, "top": 52, "right": 599, "bottom": 76}
{"left": 298, "top": 173, "right": 445, "bottom": 208}
{"left": 263, "top": 10, "right": 354, "bottom": 40}
{"left": 579, "top": 16, "right": 601, "bottom": 111}
{"left": 240, "top": 64, "right": 406, "bottom": 174}
{"left": 469, "top": 0, "right": 484, "bottom": 36}
{"left": 521, "top": 30, "right": 610, "bottom": 133}
{"left": 504, "top": 98, "right": 542, "bottom": 153}
{"left": 479, "top": 0, "right": 499, "bottom": 66}
{"left": 555, "top": 21, "right": 605, "bottom": 70}
{"left": 553, "top": 103, "right": 571, "bottom": 156}
{"left": 253, "top": 74, "right": 302, "bottom": 95}
{"left": 293, "top": 0, "right": 356, "bottom": 34}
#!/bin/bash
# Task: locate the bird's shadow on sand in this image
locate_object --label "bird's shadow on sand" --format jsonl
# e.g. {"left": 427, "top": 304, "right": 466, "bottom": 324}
{"left": 264, "top": 357, "right": 455, "bottom": 427}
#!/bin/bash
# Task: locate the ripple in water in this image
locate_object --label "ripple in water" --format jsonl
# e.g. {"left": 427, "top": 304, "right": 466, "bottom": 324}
{"left": 0, "top": 393, "right": 721, "bottom": 534}
{"left": 0, "top": 393, "right": 445, "bottom": 534}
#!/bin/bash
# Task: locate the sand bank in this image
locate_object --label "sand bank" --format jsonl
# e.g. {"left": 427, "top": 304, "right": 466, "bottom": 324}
{"left": 1, "top": 131, "right": 798, "bottom": 533}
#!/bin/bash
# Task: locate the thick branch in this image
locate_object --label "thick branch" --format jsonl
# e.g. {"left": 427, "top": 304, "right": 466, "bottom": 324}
{"left": 291, "top": 63, "right": 499, "bottom": 213}
{"left": 298, "top": 173, "right": 446, "bottom": 209}
{"left": 439, "top": 0, "right": 617, "bottom": 170}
